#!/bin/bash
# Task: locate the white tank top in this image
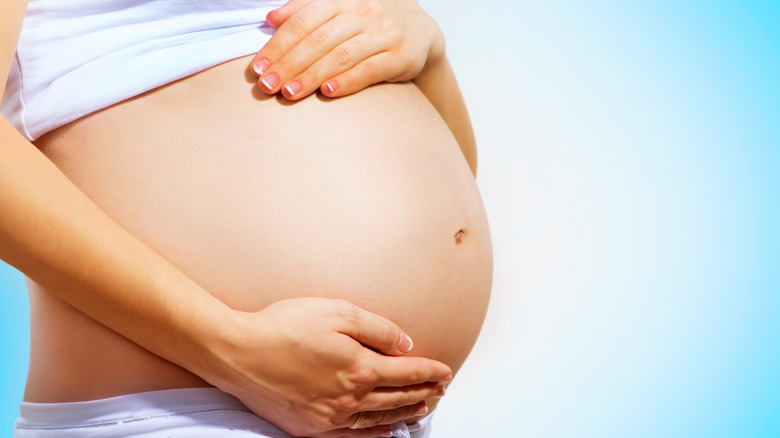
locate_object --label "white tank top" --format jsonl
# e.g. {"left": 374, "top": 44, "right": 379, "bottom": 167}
{"left": 1, "top": 0, "right": 286, "bottom": 140}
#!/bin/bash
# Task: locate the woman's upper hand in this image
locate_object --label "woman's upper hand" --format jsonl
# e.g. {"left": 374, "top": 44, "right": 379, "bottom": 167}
{"left": 209, "top": 297, "right": 450, "bottom": 438}
{"left": 250, "top": 0, "right": 445, "bottom": 100}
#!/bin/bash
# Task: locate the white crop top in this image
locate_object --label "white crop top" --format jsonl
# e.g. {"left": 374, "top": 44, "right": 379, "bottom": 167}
{"left": 1, "top": 0, "right": 286, "bottom": 140}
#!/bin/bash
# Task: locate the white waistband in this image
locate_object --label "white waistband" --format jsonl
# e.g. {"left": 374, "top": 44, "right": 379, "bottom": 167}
{"left": 15, "top": 388, "right": 432, "bottom": 438}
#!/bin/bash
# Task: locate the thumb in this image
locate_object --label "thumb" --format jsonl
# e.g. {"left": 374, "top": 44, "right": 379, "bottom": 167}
{"left": 265, "top": 0, "right": 315, "bottom": 28}
{"left": 339, "top": 304, "right": 415, "bottom": 356}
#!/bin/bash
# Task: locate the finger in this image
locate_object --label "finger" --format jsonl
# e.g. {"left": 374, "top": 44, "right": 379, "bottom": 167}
{"left": 251, "top": 0, "right": 341, "bottom": 77}
{"left": 265, "top": 0, "right": 316, "bottom": 29}
{"left": 280, "top": 32, "right": 383, "bottom": 99}
{"left": 370, "top": 355, "right": 452, "bottom": 387}
{"left": 315, "top": 402, "right": 429, "bottom": 437}
{"left": 321, "top": 52, "right": 407, "bottom": 98}
{"left": 359, "top": 401, "right": 430, "bottom": 428}
{"left": 359, "top": 381, "right": 445, "bottom": 411}
{"left": 274, "top": 24, "right": 369, "bottom": 99}
{"left": 336, "top": 303, "right": 417, "bottom": 356}
{"left": 310, "top": 424, "right": 395, "bottom": 438}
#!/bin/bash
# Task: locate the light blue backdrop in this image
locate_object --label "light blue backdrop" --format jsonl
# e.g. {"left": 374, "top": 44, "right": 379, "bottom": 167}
{"left": 2, "top": 0, "right": 778, "bottom": 436}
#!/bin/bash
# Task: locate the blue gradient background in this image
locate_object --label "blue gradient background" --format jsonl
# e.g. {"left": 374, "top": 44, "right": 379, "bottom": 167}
{"left": 2, "top": 0, "right": 778, "bottom": 436}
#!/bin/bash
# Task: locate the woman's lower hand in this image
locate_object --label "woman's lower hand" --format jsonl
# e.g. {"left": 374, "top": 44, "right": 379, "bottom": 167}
{"left": 208, "top": 297, "right": 450, "bottom": 437}
{"left": 250, "top": 0, "right": 445, "bottom": 100}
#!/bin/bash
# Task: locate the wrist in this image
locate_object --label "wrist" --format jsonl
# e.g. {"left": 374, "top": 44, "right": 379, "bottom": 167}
{"left": 191, "top": 307, "right": 278, "bottom": 402}
{"left": 177, "top": 299, "right": 249, "bottom": 389}
{"left": 422, "top": 24, "right": 446, "bottom": 78}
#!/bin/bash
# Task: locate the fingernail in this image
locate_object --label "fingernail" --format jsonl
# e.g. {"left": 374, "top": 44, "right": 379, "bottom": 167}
{"left": 284, "top": 81, "right": 303, "bottom": 98}
{"left": 380, "top": 426, "right": 393, "bottom": 437}
{"left": 398, "top": 333, "right": 413, "bottom": 353}
{"left": 260, "top": 73, "right": 279, "bottom": 91}
{"left": 253, "top": 59, "right": 270, "bottom": 76}
{"left": 414, "top": 403, "right": 429, "bottom": 416}
{"left": 324, "top": 80, "right": 338, "bottom": 94}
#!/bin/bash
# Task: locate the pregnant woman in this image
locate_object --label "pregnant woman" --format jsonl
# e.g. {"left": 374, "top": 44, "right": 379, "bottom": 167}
{"left": 0, "top": 0, "right": 492, "bottom": 437}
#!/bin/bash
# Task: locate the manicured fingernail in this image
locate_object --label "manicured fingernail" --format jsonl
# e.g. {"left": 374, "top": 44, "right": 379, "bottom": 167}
{"left": 380, "top": 426, "right": 393, "bottom": 437}
{"left": 437, "top": 384, "right": 446, "bottom": 397}
{"left": 253, "top": 59, "right": 270, "bottom": 76}
{"left": 414, "top": 403, "right": 429, "bottom": 416}
{"left": 260, "top": 73, "right": 279, "bottom": 91}
{"left": 284, "top": 81, "right": 303, "bottom": 97}
{"left": 399, "top": 333, "right": 413, "bottom": 353}
{"left": 324, "top": 80, "right": 338, "bottom": 94}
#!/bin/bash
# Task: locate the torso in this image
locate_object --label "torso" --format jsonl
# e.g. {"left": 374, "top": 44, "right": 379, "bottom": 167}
{"left": 24, "top": 56, "right": 493, "bottom": 409}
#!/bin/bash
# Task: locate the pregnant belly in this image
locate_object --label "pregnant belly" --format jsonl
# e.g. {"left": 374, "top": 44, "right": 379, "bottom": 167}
{"left": 26, "top": 56, "right": 492, "bottom": 403}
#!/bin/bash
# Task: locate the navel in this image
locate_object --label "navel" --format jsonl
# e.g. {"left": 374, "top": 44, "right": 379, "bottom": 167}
{"left": 454, "top": 228, "right": 465, "bottom": 245}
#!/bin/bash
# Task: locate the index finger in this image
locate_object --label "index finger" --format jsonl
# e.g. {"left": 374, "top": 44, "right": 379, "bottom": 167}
{"left": 337, "top": 302, "right": 416, "bottom": 356}
{"left": 251, "top": 0, "right": 341, "bottom": 73}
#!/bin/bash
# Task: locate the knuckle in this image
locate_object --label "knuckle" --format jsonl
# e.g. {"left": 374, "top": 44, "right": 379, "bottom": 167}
{"left": 332, "top": 46, "right": 353, "bottom": 66}
{"left": 360, "top": 60, "right": 380, "bottom": 78}
{"left": 348, "top": 366, "right": 379, "bottom": 387}
{"left": 323, "top": 417, "right": 340, "bottom": 430}
{"left": 286, "top": 14, "right": 309, "bottom": 36}
{"left": 333, "top": 395, "right": 359, "bottom": 413}
{"left": 405, "top": 367, "right": 422, "bottom": 385}
{"left": 307, "top": 31, "right": 330, "bottom": 51}
{"left": 335, "top": 301, "right": 357, "bottom": 324}
{"left": 335, "top": 369, "right": 358, "bottom": 392}
{"left": 306, "top": 410, "right": 338, "bottom": 431}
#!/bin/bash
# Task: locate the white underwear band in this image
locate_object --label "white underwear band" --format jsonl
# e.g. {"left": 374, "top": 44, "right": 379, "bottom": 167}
{"left": 14, "top": 387, "right": 432, "bottom": 438}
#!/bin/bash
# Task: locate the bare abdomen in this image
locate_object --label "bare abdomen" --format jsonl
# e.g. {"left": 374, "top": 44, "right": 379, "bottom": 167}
{"left": 25, "top": 56, "right": 492, "bottom": 404}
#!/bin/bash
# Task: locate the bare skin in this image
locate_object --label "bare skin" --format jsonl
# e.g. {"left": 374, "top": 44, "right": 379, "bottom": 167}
{"left": 29, "top": 56, "right": 493, "bottom": 410}
{"left": 1, "top": 1, "right": 491, "bottom": 436}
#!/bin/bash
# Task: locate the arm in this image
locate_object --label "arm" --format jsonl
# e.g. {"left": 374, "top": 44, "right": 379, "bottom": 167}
{"left": 0, "top": 3, "right": 450, "bottom": 437}
{"left": 413, "top": 53, "right": 478, "bottom": 176}
{"left": 250, "top": 0, "right": 478, "bottom": 175}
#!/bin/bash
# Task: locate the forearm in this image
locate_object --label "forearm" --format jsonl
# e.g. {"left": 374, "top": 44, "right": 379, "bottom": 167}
{"left": 0, "top": 119, "right": 234, "bottom": 381}
{"left": 413, "top": 55, "right": 477, "bottom": 176}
